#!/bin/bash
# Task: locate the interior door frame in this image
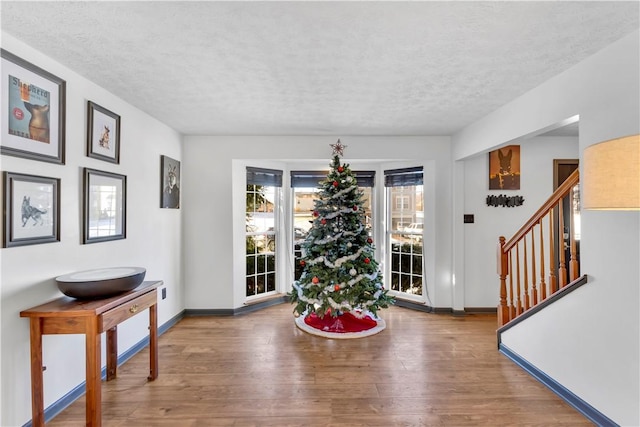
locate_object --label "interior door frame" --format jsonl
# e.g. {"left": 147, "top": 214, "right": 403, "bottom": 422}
{"left": 553, "top": 159, "right": 579, "bottom": 190}
{"left": 553, "top": 159, "right": 579, "bottom": 285}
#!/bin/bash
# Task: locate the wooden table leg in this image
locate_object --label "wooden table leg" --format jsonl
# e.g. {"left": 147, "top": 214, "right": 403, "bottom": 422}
{"left": 85, "top": 317, "right": 102, "bottom": 427}
{"left": 148, "top": 302, "right": 158, "bottom": 380}
{"left": 29, "top": 318, "right": 45, "bottom": 427}
{"left": 106, "top": 327, "right": 117, "bottom": 380}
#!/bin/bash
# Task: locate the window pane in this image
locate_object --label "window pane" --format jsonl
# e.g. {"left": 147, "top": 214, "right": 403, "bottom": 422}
{"left": 246, "top": 277, "right": 256, "bottom": 297}
{"left": 267, "top": 272, "right": 276, "bottom": 292}
{"left": 246, "top": 254, "right": 255, "bottom": 275}
{"left": 391, "top": 273, "right": 399, "bottom": 291}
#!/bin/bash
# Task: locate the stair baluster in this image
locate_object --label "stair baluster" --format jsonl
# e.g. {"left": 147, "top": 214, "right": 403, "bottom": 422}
{"left": 497, "top": 169, "right": 580, "bottom": 327}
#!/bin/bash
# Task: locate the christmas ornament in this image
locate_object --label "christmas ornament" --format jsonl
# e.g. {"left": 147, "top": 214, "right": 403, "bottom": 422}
{"left": 313, "top": 210, "right": 319, "bottom": 217}
{"left": 300, "top": 260, "right": 306, "bottom": 266}
{"left": 338, "top": 166, "right": 344, "bottom": 173}
{"left": 312, "top": 276, "right": 319, "bottom": 284}
{"left": 321, "top": 218, "right": 327, "bottom": 225}
{"left": 352, "top": 205, "right": 358, "bottom": 211}
{"left": 330, "top": 139, "right": 347, "bottom": 156}
{"left": 367, "top": 238, "right": 373, "bottom": 244}
{"left": 333, "top": 181, "right": 339, "bottom": 187}
{"left": 364, "top": 258, "right": 371, "bottom": 264}
{"left": 347, "top": 242, "right": 352, "bottom": 248}
{"left": 350, "top": 268, "right": 357, "bottom": 276}
{"left": 334, "top": 284, "right": 341, "bottom": 291}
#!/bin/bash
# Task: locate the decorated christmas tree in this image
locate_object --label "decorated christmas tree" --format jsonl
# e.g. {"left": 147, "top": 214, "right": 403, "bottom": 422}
{"left": 289, "top": 140, "right": 394, "bottom": 336}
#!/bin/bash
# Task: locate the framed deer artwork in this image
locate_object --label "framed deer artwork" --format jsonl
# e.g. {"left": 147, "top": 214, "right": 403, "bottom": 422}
{"left": 87, "top": 101, "right": 121, "bottom": 164}
{"left": 160, "top": 155, "right": 180, "bottom": 209}
{"left": 489, "top": 145, "right": 521, "bottom": 190}
{"left": 0, "top": 49, "right": 66, "bottom": 164}
{"left": 3, "top": 172, "right": 61, "bottom": 248}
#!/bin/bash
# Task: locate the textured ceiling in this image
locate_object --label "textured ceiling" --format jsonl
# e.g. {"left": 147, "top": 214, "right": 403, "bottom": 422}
{"left": 1, "top": 1, "right": 638, "bottom": 136}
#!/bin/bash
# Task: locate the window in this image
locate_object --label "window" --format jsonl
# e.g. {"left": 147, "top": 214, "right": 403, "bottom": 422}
{"left": 385, "top": 167, "right": 424, "bottom": 298}
{"left": 89, "top": 184, "right": 118, "bottom": 237}
{"left": 395, "top": 195, "right": 409, "bottom": 211}
{"left": 246, "top": 167, "right": 282, "bottom": 299}
{"left": 291, "top": 170, "right": 375, "bottom": 281}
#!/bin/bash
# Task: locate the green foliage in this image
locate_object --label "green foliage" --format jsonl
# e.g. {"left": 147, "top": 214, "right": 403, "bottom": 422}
{"left": 289, "top": 155, "right": 394, "bottom": 318}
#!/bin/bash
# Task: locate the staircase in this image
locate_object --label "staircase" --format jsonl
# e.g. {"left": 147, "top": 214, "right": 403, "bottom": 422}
{"left": 497, "top": 169, "right": 584, "bottom": 327}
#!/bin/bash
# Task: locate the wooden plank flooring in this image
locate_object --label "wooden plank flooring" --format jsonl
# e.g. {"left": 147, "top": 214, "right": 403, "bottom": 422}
{"left": 48, "top": 303, "right": 592, "bottom": 426}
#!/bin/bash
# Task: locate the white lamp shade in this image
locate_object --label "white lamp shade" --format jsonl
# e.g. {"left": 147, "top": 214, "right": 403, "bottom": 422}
{"left": 582, "top": 134, "right": 640, "bottom": 210}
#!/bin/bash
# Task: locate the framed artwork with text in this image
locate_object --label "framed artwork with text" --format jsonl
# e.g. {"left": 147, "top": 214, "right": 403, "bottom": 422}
{"left": 1, "top": 49, "right": 66, "bottom": 164}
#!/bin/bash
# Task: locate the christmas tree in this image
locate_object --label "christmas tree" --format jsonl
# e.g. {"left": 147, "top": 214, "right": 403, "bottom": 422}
{"left": 289, "top": 140, "right": 394, "bottom": 330}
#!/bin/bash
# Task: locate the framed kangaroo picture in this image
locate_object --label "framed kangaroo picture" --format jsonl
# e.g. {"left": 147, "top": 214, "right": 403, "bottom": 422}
{"left": 3, "top": 172, "right": 60, "bottom": 248}
{"left": 489, "top": 145, "right": 521, "bottom": 190}
{"left": 0, "top": 49, "right": 66, "bottom": 164}
{"left": 160, "top": 155, "right": 180, "bottom": 209}
{"left": 87, "top": 100, "right": 120, "bottom": 163}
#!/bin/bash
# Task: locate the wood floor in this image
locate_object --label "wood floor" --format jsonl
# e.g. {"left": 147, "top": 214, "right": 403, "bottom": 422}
{"left": 48, "top": 303, "right": 592, "bottom": 426}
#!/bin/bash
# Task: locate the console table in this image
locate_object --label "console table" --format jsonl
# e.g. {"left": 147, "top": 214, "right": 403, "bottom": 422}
{"left": 20, "top": 280, "right": 163, "bottom": 427}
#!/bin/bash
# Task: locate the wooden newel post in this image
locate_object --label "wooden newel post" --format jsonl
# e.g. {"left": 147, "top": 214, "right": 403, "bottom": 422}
{"left": 497, "top": 236, "right": 510, "bottom": 326}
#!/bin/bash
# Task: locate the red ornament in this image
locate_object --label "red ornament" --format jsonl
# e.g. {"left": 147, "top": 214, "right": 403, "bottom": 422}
{"left": 300, "top": 260, "right": 306, "bottom": 266}
{"left": 321, "top": 219, "right": 327, "bottom": 225}
{"left": 313, "top": 210, "right": 319, "bottom": 217}
{"left": 364, "top": 258, "right": 371, "bottom": 264}
{"left": 367, "top": 238, "right": 373, "bottom": 244}
{"left": 312, "top": 276, "right": 319, "bottom": 284}
{"left": 333, "top": 181, "right": 339, "bottom": 187}
{"left": 338, "top": 166, "right": 344, "bottom": 173}
{"left": 334, "top": 284, "right": 341, "bottom": 291}
{"left": 352, "top": 205, "right": 358, "bottom": 211}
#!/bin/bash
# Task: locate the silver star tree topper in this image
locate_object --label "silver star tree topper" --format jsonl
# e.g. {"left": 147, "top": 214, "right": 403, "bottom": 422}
{"left": 331, "top": 139, "right": 347, "bottom": 157}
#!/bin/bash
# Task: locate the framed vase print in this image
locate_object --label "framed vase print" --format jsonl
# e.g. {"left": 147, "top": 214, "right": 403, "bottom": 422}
{"left": 1, "top": 49, "right": 66, "bottom": 164}
{"left": 87, "top": 100, "right": 120, "bottom": 163}
{"left": 3, "top": 172, "right": 60, "bottom": 248}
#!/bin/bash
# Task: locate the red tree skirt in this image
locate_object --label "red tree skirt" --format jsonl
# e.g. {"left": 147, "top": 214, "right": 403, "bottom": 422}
{"left": 295, "top": 311, "right": 386, "bottom": 339}
{"left": 305, "top": 311, "right": 377, "bottom": 332}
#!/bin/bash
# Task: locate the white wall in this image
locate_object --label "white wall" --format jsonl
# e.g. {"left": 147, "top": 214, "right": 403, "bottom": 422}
{"left": 463, "top": 136, "right": 578, "bottom": 307}
{"left": 0, "top": 34, "right": 183, "bottom": 427}
{"left": 181, "top": 136, "right": 454, "bottom": 310}
{"left": 2, "top": 21, "right": 637, "bottom": 427}
{"left": 455, "top": 30, "right": 640, "bottom": 426}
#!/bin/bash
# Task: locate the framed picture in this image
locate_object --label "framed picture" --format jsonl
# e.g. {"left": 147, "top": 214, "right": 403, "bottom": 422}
{"left": 83, "top": 168, "right": 126, "bottom": 244}
{"left": 1, "top": 49, "right": 66, "bottom": 164}
{"left": 3, "top": 172, "right": 60, "bottom": 248}
{"left": 87, "top": 101, "right": 120, "bottom": 163}
{"left": 160, "top": 155, "right": 180, "bottom": 209}
{"left": 489, "top": 145, "right": 521, "bottom": 190}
